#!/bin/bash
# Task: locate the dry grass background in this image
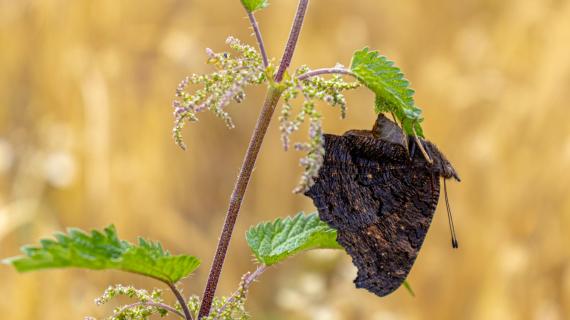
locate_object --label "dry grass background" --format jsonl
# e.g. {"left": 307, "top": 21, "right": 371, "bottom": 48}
{"left": 1, "top": 0, "right": 570, "bottom": 319}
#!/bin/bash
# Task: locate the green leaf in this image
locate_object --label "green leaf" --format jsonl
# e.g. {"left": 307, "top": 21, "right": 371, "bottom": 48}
{"left": 351, "top": 48, "right": 424, "bottom": 137}
{"left": 241, "top": 0, "right": 269, "bottom": 12}
{"left": 3, "top": 226, "right": 200, "bottom": 284}
{"left": 246, "top": 212, "right": 341, "bottom": 266}
{"left": 403, "top": 280, "right": 415, "bottom": 297}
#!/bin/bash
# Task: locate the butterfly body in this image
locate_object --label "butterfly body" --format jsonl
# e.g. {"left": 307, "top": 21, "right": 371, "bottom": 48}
{"left": 305, "top": 114, "right": 459, "bottom": 297}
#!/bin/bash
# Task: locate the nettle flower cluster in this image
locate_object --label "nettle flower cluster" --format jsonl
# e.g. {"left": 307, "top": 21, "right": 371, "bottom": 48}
{"left": 280, "top": 64, "right": 360, "bottom": 192}
{"left": 88, "top": 282, "right": 250, "bottom": 320}
{"left": 172, "top": 36, "right": 267, "bottom": 150}
{"left": 87, "top": 285, "right": 171, "bottom": 320}
{"left": 172, "top": 37, "right": 360, "bottom": 192}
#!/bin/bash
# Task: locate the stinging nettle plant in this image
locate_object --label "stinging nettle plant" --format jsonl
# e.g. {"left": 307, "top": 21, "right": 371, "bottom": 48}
{"left": 4, "top": 0, "right": 424, "bottom": 319}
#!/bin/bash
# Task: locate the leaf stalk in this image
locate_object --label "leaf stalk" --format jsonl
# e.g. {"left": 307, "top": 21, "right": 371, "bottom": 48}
{"left": 167, "top": 282, "right": 194, "bottom": 320}
{"left": 297, "top": 67, "right": 356, "bottom": 81}
{"left": 212, "top": 265, "right": 268, "bottom": 319}
{"left": 247, "top": 11, "right": 269, "bottom": 68}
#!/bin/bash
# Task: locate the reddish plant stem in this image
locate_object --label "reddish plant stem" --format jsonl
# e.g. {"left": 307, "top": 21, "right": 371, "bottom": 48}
{"left": 197, "top": 87, "right": 282, "bottom": 318}
{"left": 274, "top": 0, "right": 309, "bottom": 82}
{"left": 247, "top": 12, "right": 269, "bottom": 68}
{"left": 198, "top": 1, "right": 310, "bottom": 318}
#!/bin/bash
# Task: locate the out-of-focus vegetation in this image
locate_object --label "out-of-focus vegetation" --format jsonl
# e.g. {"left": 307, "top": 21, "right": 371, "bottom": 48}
{"left": 1, "top": 0, "right": 569, "bottom": 319}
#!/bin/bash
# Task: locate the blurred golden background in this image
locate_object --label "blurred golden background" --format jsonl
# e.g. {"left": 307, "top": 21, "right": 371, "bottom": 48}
{"left": 1, "top": 0, "right": 569, "bottom": 319}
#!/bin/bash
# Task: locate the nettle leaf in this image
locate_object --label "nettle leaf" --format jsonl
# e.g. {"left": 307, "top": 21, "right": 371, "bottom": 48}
{"left": 350, "top": 48, "right": 424, "bottom": 137}
{"left": 241, "top": 0, "right": 269, "bottom": 12}
{"left": 3, "top": 225, "right": 200, "bottom": 284}
{"left": 246, "top": 212, "right": 341, "bottom": 266}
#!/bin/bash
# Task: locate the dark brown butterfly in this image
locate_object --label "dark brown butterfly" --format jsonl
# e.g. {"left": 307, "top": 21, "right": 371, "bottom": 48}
{"left": 305, "top": 114, "right": 460, "bottom": 297}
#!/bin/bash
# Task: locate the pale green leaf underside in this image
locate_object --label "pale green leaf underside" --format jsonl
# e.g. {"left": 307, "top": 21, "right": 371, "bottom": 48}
{"left": 246, "top": 212, "right": 341, "bottom": 266}
{"left": 3, "top": 226, "right": 200, "bottom": 284}
{"left": 350, "top": 48, "right": 424, "bottom": 137}
{"left": 241, "top": 0, "right": 269, "bottom": 12}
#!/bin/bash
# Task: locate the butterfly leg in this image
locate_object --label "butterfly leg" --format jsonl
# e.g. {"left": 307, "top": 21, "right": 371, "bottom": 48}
{"left": 409, "top": 136, "right": 416, "bottom": 160}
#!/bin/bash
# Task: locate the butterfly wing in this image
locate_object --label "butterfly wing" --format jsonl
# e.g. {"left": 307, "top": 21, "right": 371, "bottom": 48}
{"left": 306, "top": 126, "right": 445, "bottom": 297}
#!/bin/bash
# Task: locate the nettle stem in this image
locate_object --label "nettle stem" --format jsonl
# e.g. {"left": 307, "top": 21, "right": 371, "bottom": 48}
{"left": 274, "top": 0, "right": 309, "bottom": 82}
{"left": 197, "top": 86, "right": 282, "bottom": 318}
{"left": 198, "top": 1, "right": 310, "bottom": 318}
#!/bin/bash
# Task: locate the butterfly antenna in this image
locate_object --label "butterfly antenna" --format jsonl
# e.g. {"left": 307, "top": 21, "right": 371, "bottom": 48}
{"left": 444, "top": 179, "right": 459, "bottom": 249}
